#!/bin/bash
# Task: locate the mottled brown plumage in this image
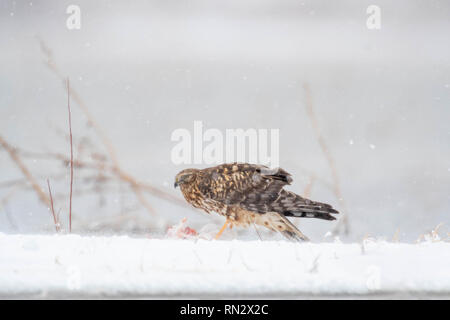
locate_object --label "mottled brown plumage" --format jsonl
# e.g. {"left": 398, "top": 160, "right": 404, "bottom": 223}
{"left": 174, "top": 163, "right": 338, "bottom": 241}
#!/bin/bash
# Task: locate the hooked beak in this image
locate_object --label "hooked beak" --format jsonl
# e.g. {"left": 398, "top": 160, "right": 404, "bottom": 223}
{"left": 174, "top": 181, "right": 179, "bottom": 188}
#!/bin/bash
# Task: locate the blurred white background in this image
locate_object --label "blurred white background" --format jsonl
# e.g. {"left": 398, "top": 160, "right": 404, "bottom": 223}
{"left": 0, "top": 0, "right": 449, "bottom": 241}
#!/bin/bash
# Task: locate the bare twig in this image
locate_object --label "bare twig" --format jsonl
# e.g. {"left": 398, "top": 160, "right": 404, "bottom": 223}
{"left": 302, "top": 174, "right": 316, "bottom": 198}
{"left": 2, "top": 143, "right": 189, "bottom": 208}
{"left": 46, "top": 179, "right": 60, "bottom": 232}
{"left": 0, "top": 135, "right": 50, "bottom": 208}
{"left": 38, "top": 38, "right": 190, "bottom": 215}
{"left": 0, "top": 38, "right": 199, "bottom": 233}
{"left": 303, "top": 83, "right": 349, "bottom": 235}
{"left": 67, "top": 78, "right": 74, "bottom": 232}
{"left": 39, "top": 37, "right": 119, "bottom": 165}
{"left": 1, "top": 204, "right": 18, "bottom": 231}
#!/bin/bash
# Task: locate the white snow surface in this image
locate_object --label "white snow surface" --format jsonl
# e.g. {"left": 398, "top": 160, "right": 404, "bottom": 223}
{"left": 0, "top": 233, "right": 449, "bottom": 298}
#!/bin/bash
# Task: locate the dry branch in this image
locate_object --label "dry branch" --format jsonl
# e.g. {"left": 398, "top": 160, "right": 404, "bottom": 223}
{"left": 0, "top": 135, "right": 50, "bottom": 208}
{"left": 46, "top": 179, "right": 60, "bottom": 232}
{"left": 67, "top": 78, "right": 74, "bottom": 232}
{"left": 37, "top": 37, "right": 191, "bottom": 214}
{"left": 303, "top": 83, "right": 349, "bottom": 235}
{"left": 302, "top": 174, "right": 316, "bottom": 199}
{"left": 3, "top": 142, "right": 188, "bottom": 209}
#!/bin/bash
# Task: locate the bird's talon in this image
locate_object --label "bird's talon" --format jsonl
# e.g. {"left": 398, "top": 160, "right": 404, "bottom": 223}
{"left": 214, "top": 220, "right": 229, "bottom": 239}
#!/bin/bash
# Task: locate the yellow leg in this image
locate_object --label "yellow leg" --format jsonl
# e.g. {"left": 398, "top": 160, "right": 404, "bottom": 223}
{"left": 215, "top": 220, "right": 229, "bottom": 239}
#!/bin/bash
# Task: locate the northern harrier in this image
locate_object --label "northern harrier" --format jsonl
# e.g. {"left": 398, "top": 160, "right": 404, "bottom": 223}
{"left": 174, "top": 163, "right": 338, "bottom": 241}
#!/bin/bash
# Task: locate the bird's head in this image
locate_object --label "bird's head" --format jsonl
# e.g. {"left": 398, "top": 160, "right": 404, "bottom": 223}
{"left": 174, "top": 168, "right": 198, "bottom": 188}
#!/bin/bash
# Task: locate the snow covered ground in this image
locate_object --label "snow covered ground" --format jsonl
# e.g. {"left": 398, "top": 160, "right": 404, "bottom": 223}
{"left": 1, "top": 233, "right": 449, "bottom": 299}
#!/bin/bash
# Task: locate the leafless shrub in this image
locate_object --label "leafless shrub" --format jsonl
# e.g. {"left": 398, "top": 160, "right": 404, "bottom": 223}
{"left": 0, "top": 39, "right": 191, "bottom": 234}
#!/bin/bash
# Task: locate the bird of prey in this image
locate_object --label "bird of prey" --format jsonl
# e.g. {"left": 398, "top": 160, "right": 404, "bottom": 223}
{"left": 174, "top": 163, "right": 338, "bottom": 241}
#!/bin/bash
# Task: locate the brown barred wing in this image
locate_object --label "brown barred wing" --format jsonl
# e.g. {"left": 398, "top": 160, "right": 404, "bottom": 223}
{"left": 196, "top": 163, "right": 292, "bottom": 213}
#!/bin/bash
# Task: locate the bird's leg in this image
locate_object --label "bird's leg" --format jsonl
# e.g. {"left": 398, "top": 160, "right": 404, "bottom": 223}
{"left": 215, "top": 219, "right": 229, "bottom": 239}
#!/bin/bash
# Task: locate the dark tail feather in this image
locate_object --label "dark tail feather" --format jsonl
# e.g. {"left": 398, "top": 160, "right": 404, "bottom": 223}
{"left": 284, "top": 210, "right": 337, "bottom": 221}
{"left": 272, "top": 190, "right": 339, "bottom": 221}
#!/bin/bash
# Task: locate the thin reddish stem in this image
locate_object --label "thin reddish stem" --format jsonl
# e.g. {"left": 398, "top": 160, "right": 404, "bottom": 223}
{"left": 67, "top": 78, "right": 73, "bottom": 233}
{"left": 46, "top": 179, "right": 60, "bottom": 232}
